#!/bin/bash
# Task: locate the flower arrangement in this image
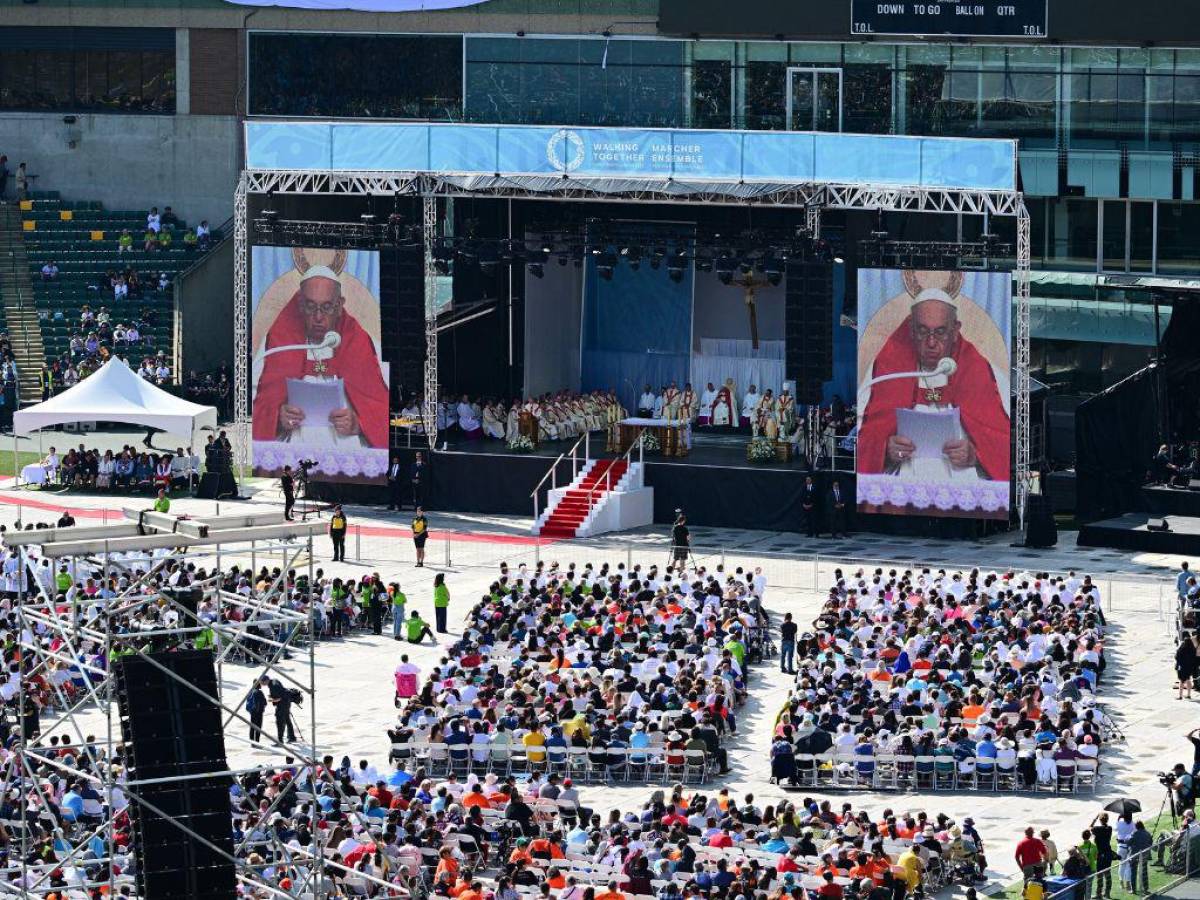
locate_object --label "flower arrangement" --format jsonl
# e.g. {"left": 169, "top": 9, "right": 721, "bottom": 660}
{"left": 746, "top": 437, "right": 777, "bottom": 463}
{"left": 639, "top": 430, "right": 661, "bottom": 453}
{"left": 507, "top": 434, "right": 535, "bottom": 453}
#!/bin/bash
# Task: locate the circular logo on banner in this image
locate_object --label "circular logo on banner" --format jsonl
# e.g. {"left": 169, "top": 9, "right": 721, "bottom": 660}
{"left": 547, "top": 129, "right": 585, "bottom": 172}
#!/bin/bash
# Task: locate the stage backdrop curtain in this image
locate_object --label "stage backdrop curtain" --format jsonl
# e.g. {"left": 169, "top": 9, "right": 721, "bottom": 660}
{"left": 691, "top": 338, "right": 786, "bottom": 397}
{"left": 581, "top": 257, "right": 693, "bottom": 412}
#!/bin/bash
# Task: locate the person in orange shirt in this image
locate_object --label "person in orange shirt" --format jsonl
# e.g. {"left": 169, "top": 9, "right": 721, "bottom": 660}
{"left": 462, "top": 784, "right": 490, "bottom": 809}
{"left": 528, "top": 835, "right": 564, "bottom": 860}
{"left": 435, "top": 847, "right": 460, "bottom": 887}
{"left": 546, "top": 867, "right": 567, "bottom": 889}
{"left": 457, "top": 880, "right": 484, "bottom": 900}
{"left": 594, "top": 880, "right": 626, "bottom": 900}
{"left": 508, "top": 837, "right": 533, "bottom": 866}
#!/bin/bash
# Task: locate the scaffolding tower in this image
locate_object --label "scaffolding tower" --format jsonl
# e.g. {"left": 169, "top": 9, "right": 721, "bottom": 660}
{"left": 2, "top": 509, "right": 336, "bottom": 899}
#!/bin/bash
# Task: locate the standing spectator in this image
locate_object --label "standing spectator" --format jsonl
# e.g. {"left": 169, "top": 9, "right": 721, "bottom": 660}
{"left": 281, "top": 465, "right": 295, "bottom": 522}
{"left": 1127, "top": 822, "right": 1153, "bottom": 894}
{"left": 387, "top": 456, "right": 403, "bottom": 510}
{"left": 1116, "top": 812, "right": 1136, "bottom": 890}
{"left": 0, "top": 155, "right": 8, "bottom": 201}
{"left": 1015, "top": 826, "right": 1048, "bottom": 883}
{"left": 15, "top": 163, "right": 28, "bottom": 200}
{"left": 246, "top": 676, "right": 268, "bottom": 744}
{"left": 40, "top": 260, "right": 58, "bottom": 280}
{"left": 827, "top": 479, "right": 848, "bottom": 538}
{"left": 197, "top": 219, "right": 211, "bottom": 249}
{"left": 1091, "top": 813, "right": 1114, "bottom": 899}
{"left": 432, "top": 572, "right": 449, "bottom": 633}
{"left": 1178, "top": 561, "right": 1192, "bottom": 599}
{"left": 329, "top": 504, "right": 347, "bottom": 562}
{"left": 1177, "top": 633, "right": 1198, "bottom": 700}
{"left": 411, "top": 451, "right": 427, "bottom": 508}
{"left": 412, "top": 507, "right": 428, "bottom": 568}
{"left": 779, "top": 612, "right": 797, "bottom": 674}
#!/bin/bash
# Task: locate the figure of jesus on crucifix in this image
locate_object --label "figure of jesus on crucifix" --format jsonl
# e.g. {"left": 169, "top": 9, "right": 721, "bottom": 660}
{"left": 733, "top": 271, "right": 769, "bottom": 350}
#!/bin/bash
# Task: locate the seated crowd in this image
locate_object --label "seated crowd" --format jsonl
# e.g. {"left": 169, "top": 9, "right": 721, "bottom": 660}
{"left": 771, "top": 567, "right": 1111, "bottom": 793}
{"left": 33, "top": 443, "right": 200, "bottom": 494}
{"left": 425, "top": 392, "right": 626, "bottom": 444}
{"left": 39, "top": 303, "right": 169, "bottom": 397}
{"left": 387, "top": 559, "right": 771, "bottom": 784}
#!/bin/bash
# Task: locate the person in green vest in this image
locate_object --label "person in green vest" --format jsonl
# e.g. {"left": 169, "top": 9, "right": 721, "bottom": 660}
{"left": 390, "top": 582, "right": 408, "bottom": 641}
{"left": 182, "top": 229, "right": 198, "bottom": 249}
{"left": 405, "top": 609, "right": 434, "bottom": 644}
{"left": 117, "top": 229, "right": 133, "bottom": 254}
{"left": 194, "top": 625, "right": 215, "bottom": 650}
{"left": 153, "top": 488, "right": 170, "bottom": 513}
{"left": 724, "top": 628, "right": 747, "bottom": 669}
{"left": 432, "top": 572, "right": 450, "bottom": 634}
{"left": 158, "top": 229, "right": 173, "bottom": 250}
{"left": 54, "top": 565, "right": 72, "bottom": 595}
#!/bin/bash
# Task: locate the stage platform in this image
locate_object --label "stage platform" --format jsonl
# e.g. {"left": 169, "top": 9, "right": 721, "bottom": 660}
{"left": 1141, "top": 483, "right": 1200, "bottom": 517}
{"left": 1078, "top": 512, "right": 1200, "bottom": 554}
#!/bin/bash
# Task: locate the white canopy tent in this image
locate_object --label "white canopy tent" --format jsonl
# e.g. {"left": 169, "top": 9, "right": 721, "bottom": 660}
{"left": 14, "top": 357, "right": 218, "bottom": 440}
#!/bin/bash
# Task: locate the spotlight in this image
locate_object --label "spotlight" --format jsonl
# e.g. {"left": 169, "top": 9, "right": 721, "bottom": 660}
{"left": 667, "top": 249, "right": 687, "bottom": 283}
{"left": 360, "top": 213, "right": 377, "bottom": 226}
{"left": 527, "top": 263, "right": 545, "bottom": 279}
{"left": 763, "top": 257, "right": 783, "bottom": 287}
{"left": 715, "top": 255, "right": 735, "bottom": 283}
{"left": 597, "top": 250, "right": 617, "bottom": 281}
{"left": 696, "top": 255, "right": 713, "bottom": 273}
{"left": 557, "top": 254, "right": 570, "bottom": 267}
{"left": 718, "top": 270, "right": 733, "bottom": 286}
{"left": 738, "top": 259, "right": 753, "bottom": 275}
{"left": 651, "top": 244, "right": 666, "bottom": 270}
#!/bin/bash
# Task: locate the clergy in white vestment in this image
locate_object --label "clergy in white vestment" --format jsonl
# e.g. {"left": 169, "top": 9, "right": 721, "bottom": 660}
{"left": 711, "top": 379, "right": 736, "bottom": 427}
{"left": 662, "top": 381, "right": 681, "bottom": 419}
{"left": 482, "top": 403, "right": 506, "bottom": 439}
{"left": 698, "top": 382, "right": 717, "bottom": 426}
{"left": 457, "top": 395, "right": 482, "bottom": 436}
{"left": 741, "top": 385, "right": 761, "bottom": 428}
{"left": 680, "top": 383, "right": 697, "bottom": 421}
{"left": 506, "top": 402, "right": 520, "bottom": 438}
{"left": 637, "top": 384, "right": 656, "bottom": 417}
{"left": 652, "top": 389, "right": 666, "bottom": 418}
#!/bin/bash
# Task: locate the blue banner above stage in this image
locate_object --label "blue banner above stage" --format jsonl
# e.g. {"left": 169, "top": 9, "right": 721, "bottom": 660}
{"left": 244, "top": 122, "right": 1017, "bottom": 192}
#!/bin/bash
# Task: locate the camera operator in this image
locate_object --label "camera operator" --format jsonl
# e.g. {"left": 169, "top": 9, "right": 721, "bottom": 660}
{"left": 1168, "top": 764, "right": 1196, "bottom": 816}
{"left": 281, "top": 465, "right": 295, "bottom": 521}
{"left": 268, "top": 677, "right": 297, "bottom": 744}
{"left": 671, "top": 509, "right": 690, "bottom": 567}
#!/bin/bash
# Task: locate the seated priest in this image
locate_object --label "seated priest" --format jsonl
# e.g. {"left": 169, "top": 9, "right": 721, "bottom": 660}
{"left": 710, "top": 379, "right": 736, "bottom": 427}
{"left": 457, "top": 394, "right": 482, "bottom": 439}
{"left": 252, "top": 265, "right": 388, "bottom": 448}
{"left": 857, "top": 288, "right": 1010, "bottom": 483}
{"left": 482, "top": 402, "right": 506, "bottom": 440}
{"left": 741, "top": 384, "right": 761, "bottom": 429}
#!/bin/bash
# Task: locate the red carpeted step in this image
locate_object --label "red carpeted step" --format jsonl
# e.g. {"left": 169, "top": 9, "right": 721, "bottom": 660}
{"left": 539, "top": 459, "right": 633, "bottom": 538}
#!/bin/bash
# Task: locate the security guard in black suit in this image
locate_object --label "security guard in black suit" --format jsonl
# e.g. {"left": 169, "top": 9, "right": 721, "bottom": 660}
{"left": 801, "top": 475, "right": 820, "bottom": 538}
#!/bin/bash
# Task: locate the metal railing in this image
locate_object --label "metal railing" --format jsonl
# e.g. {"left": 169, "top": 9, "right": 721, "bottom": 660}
{"left": 1044, "top": 828, "right": 1200, "bottom": 900}
{"left": 529, "top": 431, "right": 590, "bottom": 525}
{"left": 578, "top": 429, "right": 645, "bottom": 525}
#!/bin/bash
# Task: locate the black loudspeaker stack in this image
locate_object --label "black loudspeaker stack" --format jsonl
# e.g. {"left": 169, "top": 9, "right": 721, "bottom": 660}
{"left": 195, "top": 471, "right": 239, "bottom": 500}
{"left": 114, "top": 650, "right": 236, "bottom": 900}
{"left": 381, "top": 242, "right": 426, "bottom": 402}
{"left": 785, "top": 260, "right": 834, "bottom": 404}
{"left": 1023, "top": 493, "right": 1059, "bottom": 548}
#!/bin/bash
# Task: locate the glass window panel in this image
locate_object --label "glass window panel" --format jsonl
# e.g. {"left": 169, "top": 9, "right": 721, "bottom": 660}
{"left": 951, "top": 45, "right": 982, "bottom": 67}
{"left": 1008, "top": 47, "right": 1060, "bottom": 69}
{"left": 693, "top": 40, "right": 733, "bottom": 62}
{"left": 1176, "top": 49, "right": 1200, "bottom": 71}
{"left": 905, "top": 64, "right": 946, "bottom": 136}
{"left": 905, "top": 45, "right": 950, "bottom": 65}
{"left": 252, "top": 33, "right": 462, "bottom": 119}
{"left": 746, "top": 42, "right": 787, "bottom": 62}
{"left": 1130, "top": 201, "right": 1153, "bottom": 272}
{"left": 843, "top": 64, "right": 891, "bottom": 134}
{"left": 86, "top": 50, "right": 108, "bottom": 110}
{"left": 1101, "top": 200, "right": 1126, "bottom": 271}
{"left": 843, "top": 44, "right": 892, "bottom": 64}
{"left": 465, "top": 38, "right": 522, "bottom": 124}
{"left": 692, "top": 58, "right": 731, "bottom": 129}
{"left": 34, "top": 50, "right": 72, "bottom": 109}
{"left": 1157, "top": 202, "right": 1200, "bottom": 274}
{"left": 105, "top": 51, "right": 140, "bottom": 110}
{"left": 141, "top": 51, "right": 171, "bottom": 112}
{"left": 1028, "top": 198, "right": 1049, "bottom": 267}
{"left": 1046, "top": 198, "right": 1098, "bottom": 271}
{"left": 0, "top": 50, "right": 36, "bottom": 110}
{"left": 1119, "top": 48, "right": 1149, "bottom": 69}
{"left": 788, "top": 43, "right": 840, "bottom": 65}
{"left": 743, "top": 60, "right": 786, "bottom": 130}
{"left": 1072, "top": 48, "right": 1119, "bottom": 68}
{"left": 981, "top": 70, "right": 1056, "bottom": 142}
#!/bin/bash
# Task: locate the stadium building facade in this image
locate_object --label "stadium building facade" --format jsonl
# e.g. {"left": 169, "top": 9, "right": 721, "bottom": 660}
{"left": 2, "top": 0, "right": 1198, "bottom": 408}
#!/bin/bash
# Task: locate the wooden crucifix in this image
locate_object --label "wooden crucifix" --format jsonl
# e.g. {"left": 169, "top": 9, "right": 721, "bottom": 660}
{"left": 734, "top": 272, "right": 769, "bottom": 350}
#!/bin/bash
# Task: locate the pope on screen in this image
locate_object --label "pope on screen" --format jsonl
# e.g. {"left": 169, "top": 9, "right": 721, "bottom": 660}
{"left": 252, "top": 265, "right": 389, "bottom": 449}
{"left": 857, "top": 286, "right": 1009, "bottom": 482}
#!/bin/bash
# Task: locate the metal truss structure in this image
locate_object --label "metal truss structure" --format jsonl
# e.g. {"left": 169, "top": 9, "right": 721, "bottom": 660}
{"left": 422, "top": 196, "right": 439, "bottom": 449}
{"left": 1, "top": 510, "right": 340, "bottom": 899}
{"left": 234, "top": 168, "right": 1032, "bottom": 521}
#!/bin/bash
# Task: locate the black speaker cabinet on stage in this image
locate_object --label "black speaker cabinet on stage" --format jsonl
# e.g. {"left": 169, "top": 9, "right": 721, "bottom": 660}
{"left": 785, "top": 260, "right": 834, "bottom": 404}
{"left": 114, "top": 651, "right": 235, "bottom": 900}
{"left": 1023, "top": 493, "right": 1058, "bottom": 548}
{"left": 196, "top": 471, "right": 238, "bottom": 500}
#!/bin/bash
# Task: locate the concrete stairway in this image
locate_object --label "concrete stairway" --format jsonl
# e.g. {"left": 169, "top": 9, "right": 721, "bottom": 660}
{"left": 0, "top": 205, "right": 46, "bottom": 403}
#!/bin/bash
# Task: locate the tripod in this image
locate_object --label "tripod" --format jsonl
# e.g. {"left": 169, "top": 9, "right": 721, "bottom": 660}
{"left": 294, "top": 467, "right": 322, "bottom": 521}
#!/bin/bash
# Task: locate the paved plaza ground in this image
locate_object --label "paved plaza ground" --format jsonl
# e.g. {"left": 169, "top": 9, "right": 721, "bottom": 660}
{"left": 3, "top": 428, "right": 1192, "bottom": 893}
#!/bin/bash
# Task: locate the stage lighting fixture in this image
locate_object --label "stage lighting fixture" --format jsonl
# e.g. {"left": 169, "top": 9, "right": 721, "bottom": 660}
{"left": 596, "top": 251, "right": 617, "bottom": 281}
{"left": 360, "top": 213, "right": 377, "bottom": 226}
{"left": 715, "top": 255, "right": 735, "bottom": 281}
{"left": 434, "top": 259, "right": 451, "bottom": 275}
{"left": 528, "top": 263, "right": 545, "bottom": 279}
{"left": 696, "top": 256, "right": 714, "bottom": 273}
{"left": 763, "top": 257, "right": 783, "bottom": 286}
{"left": 718, "top": 270, "right": 733, "bottom": 285}
{"left": 738, "top": 259, "right": 753, "bottom": 275}
{"left": 557, "top": 254, "right": 569, "bottom": 266}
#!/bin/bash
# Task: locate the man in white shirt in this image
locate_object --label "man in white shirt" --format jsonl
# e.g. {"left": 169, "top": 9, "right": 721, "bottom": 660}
{"left": 652, "top": 388, "right": 666, "bottom": 418}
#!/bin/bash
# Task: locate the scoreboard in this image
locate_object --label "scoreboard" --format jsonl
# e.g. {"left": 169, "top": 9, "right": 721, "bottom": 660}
{"left": 850, "top": 0, "right": 1048, "bottom": 37}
